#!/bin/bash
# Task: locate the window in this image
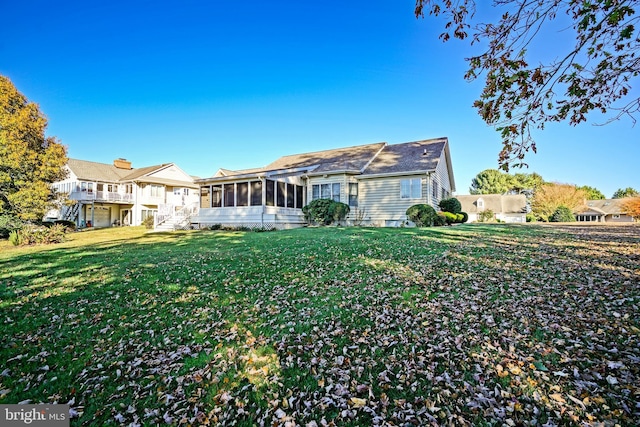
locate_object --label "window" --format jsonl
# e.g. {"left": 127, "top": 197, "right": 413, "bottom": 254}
{"left": 237, "top": 182, "right": 248, "bottom": 206}
{"left": 432, "top": 179, "right": 438, "bottom": 199}
{"left": 200, "top": 187, "right": 210, "bottom": 208}
{"left": 224, "top": 183, "right": 235, "bottom": 207}
{"left": 250, "top": 181, "right": 262, "bottom": 206}
{"left": 277, "top": 182, "right": 286, "bottom": 207}
{"left": 286, "top": 183, "right": 295, "bottom": 208}
{"left": 150, "top": 185, "right": 162, "bottom": 197}
{"left": 332, "top": 183, "right": 341, "bottom": 202}
{"left": 612, "top": 214, "right": 620, "bottom": 219}
{"left": 312, "top": 183, "right": 341, "bottom": 202}
{"left": 441, "top": 188, "right": 447, "bottom": 199}
{"left": 401, "top": 178, "right": 421, "bottom": 199}
{"left": 296, "top": 185, "right": 304, "bottom": 209}
{"left": 477, "top": 198, "right": 484, "bottom": 210}
{"left": 173, "top": 187, "right": 181, "bottom": 195}
{"left": 108, "top": 184, "right": 118, "bottom": 193}
{"left": 141, "top": 209, "right": 157, "bottom": 220}
{"left": 321, "top": 184, "right": 331, "bottom": 199}
{"left": 212, "top": 185, "right": 222, "bottom": 207}
{"left": 266, "top": 180, "right": 275, "bottom": 206}
{"left": 349, "top": 183, "right": 358, "bottom": 207}
{"left": 125, "top": 184, "right": 133, "bottom": 194}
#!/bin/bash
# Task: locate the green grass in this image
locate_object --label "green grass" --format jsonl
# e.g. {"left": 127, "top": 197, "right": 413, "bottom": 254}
{"left": 1, "top": 224, "right": 639, "bottom": 426}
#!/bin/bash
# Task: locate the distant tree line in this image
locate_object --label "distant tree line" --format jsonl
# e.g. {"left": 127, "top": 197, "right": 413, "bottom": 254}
{"left": 469, "top": 169, "right": 638, "bottom": 222}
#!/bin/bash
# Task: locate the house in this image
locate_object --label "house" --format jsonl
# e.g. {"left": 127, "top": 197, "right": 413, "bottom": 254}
{"left": 456, "top": 194, "right": 527, "bottom": 223}
{"left": 49, "top": 158, "right": 199, "bottom": 229}
{"left": 193, "top": 137, "right": 456, "bottom": 229}
{"left": 574, "top": 199, "right": 634, "bottom": 223}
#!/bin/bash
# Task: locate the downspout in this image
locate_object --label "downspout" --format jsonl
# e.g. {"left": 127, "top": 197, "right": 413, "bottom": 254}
{"left": 260, "top": 176, "right": 265, "bottom": 228}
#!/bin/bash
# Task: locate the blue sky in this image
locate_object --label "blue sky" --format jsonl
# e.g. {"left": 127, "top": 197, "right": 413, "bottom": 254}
{"left": 2, "top": 0, "right": 638, "bottom": 197}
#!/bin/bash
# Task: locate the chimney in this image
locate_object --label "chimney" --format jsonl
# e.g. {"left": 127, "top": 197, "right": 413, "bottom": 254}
{"left": 113, "top": 158, "right": 132, "bottom": 169}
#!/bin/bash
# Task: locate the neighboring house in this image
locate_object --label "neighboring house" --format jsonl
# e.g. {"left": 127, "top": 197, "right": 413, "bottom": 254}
{"left": 456, "top": 194, "right": 527, "bottom": 223}
{"left": 574, "top": 199, "right": 634, "bottom": 223}
{"left": 194, "top": 137, "right": 456, "bottom": 229}
{"left": 49, "top": 158, "right": 199, "bottom": 228}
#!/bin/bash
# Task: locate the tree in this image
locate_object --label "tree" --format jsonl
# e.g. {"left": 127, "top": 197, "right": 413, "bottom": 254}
{"left": 612, "top": 187, "right": 639, "bottom": 198}
{"left": 469, "top": 169, "right": 512, "bottom": 194}
{"left": 415, "top": 1, "right": 639, "bottom": 169}
{"left": 0, "top": 75, "right": 68, "bottom": 221}
{"left": 621, "top": 196, "right": 640, "bottom": 219}
{"left": 577, "top": 185, "right": 606, "bottom": 200}
{"left": 531, "top": 183, "right": 587, "bottom": 221}
{"left": 510, "top": 172, "right": 545, "bottom": 195}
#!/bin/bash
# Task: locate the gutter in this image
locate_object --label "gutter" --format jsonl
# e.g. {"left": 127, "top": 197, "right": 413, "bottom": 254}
{"left": 356, "top": 170, "right": 436, "bottom": 180}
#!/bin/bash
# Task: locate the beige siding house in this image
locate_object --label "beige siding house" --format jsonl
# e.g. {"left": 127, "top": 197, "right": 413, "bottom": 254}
{"left": 456, "top": 194, "right": 527, "bottom": 223}
{"left": 194, "top": 138, "right": 456, "bottom": 229}
{"left": 575, "top": 199, "right": 635, "bottom": 223}
{"left": 50, "top": 159, "right": 199, "bottom": 229}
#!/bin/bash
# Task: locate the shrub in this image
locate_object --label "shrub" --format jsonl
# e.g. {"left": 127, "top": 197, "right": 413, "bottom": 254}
{"left": 9, "top": 230, "right": 21, "bottom": 246}
{"left": 142, "top": 216, "right": 155, "bottom": 229}
{"left": 303, "top": 199, "right": 350, "bottom": 226}
{"left": 406, "top": 204, "right": 438, "bottom": 227}
{"left": 440, "top": 211, "right": 458, "bottom": 225}
{"left": 478, "top": 209, "right": 495, "bottom": 222}
{"left": 13, "top": 223, "right": 67, "bottom": 245}
{"left": 439, "top": 197, "right": 462, "bottom": 214}
{"left": 459, "top": 212, "right": 469, "bottom": 223}
{"left": 526, "top": 213, "right": 537, "bottom": 223}
{"left": 550, "top": 205, "right": 575, "bottom": 222}
{"left": 328, "top": 201, "right": 350, "bottom": 224}
{"left": 434, "top": 212, "right": 447, "bottom": 226}
{"left": 0, "top": 215, "right": 23, "bottom": 239}
{"left": 455, "top": 213, "right": 464, "bottom": 223}
{"left": 54, "top": 220, "right": 77, "bottom": 231}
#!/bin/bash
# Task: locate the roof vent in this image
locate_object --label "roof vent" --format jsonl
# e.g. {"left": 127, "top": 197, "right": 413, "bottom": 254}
{"left": 114, "top": 158, "right": 132, "bottom": 170}
{"left": 422, "top": 148, "right": 427, "bottom": 156}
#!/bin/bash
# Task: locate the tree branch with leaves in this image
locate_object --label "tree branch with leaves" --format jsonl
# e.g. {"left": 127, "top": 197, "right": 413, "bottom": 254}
{"left": 415, "top": 0, "right": 639, "bottom": 169}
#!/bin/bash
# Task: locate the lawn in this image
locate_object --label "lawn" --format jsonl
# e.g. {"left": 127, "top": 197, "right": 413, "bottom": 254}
{"left": 1, "top": 224, "right": 638, "bottom": 426}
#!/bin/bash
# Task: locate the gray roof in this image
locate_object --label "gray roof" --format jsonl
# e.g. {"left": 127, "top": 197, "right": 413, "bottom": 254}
{"left": 265, "top": 142, "right": 386, "bottom": 174}
{"left": 67, "top": 159, "right": 176, "bottom": 184}
{"left": 67, "top": 159, "right": 132, "bottom": 182}
{"left": 203, "top": 138, "right": 453, "bottom": 184}
{"left": 576, "top": 199, "right": 625, "bottom": 215}
{"left": 362, "top": 138, "right": 446, "bottom": 175}
{"left": 456, "top": 194, "right": 527, "bottom": 214}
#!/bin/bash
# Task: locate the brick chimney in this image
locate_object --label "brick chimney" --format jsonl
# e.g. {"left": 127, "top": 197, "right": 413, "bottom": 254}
{"left": 113, "top": 158, "right": 132, "bottom": 169}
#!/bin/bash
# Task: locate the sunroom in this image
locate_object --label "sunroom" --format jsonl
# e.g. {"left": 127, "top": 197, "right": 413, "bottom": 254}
{"left": 195, "top": 171, "right": 307, "bottom": 229}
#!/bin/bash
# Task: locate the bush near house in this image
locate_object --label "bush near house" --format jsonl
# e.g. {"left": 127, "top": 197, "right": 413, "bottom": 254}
{"left": 10, "top": 223, "right": 67, "bottom": 246}
{"left": 439, "top": 197, "right": 462, "bottom": 214}
{"left": 406, "top": 204, "right": 439, "bottom": 227}
{"left": 302, "top": 199, "right": 350, "bottom": 226}
{"left": 550, "top": 205, "right": 576, "bottom": 222}
{"left": 478, "top": 209, "right": 496, "bottom": 222}
{"left": 441, "top": 211, "right": 458, "bottom": 225}
{"left": 142, "top": 216, "right": 155, "bottom": 229}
